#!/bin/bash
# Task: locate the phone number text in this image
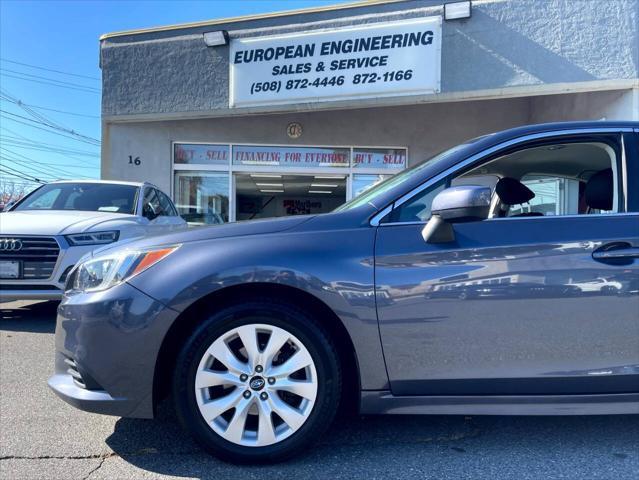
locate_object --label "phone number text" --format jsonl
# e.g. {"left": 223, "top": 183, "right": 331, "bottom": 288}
{"left": 249, "top": 70, "right": 414, "bottom": 95}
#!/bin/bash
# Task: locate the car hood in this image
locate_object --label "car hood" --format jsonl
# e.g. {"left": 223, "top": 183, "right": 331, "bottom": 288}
{"left": 93, "top": 214, "right": 317, "bottom": 256}
{"left": 0, "top": 210, "right": 138, "bottom": 235}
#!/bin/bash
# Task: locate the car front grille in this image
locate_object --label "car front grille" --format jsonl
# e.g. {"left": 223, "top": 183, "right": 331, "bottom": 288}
{"left": 0, "top": 236, "right": 60, "bottom": 280}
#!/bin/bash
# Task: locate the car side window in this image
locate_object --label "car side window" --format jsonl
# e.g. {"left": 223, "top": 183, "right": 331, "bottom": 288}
{"left": 480, "top": 141, "right": 620, "bottom": 218}
{"left": 142, "top": 187, "right": 165, "bottom": 220}
{"left": 384, "top": 175, "right": 497, "bottom": 223}
{"left": 383, "top": 137, "right": 621, "bottom": 224}
{"left": 385, "top": 180, "right": 446, "bottom": 223}
{"left": 157, "top": 190, "right": 178, "bottom": 216}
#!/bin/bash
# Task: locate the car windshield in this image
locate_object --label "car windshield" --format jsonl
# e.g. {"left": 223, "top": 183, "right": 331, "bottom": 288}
{"left": 336, "top": 137, "right": 487, "bottom": 212}
{"left": 13, "top": 183, "right": 139, "bottom": 214}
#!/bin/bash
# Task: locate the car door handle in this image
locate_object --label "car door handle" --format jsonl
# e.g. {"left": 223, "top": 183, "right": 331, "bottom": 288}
{"left": 592, "top": 246, "right": 639, "bottom": 260}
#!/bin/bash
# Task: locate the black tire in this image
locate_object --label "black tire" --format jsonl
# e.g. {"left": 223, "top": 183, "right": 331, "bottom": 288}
{"left": 172, "top": 298, "right": 341, "bottom": 464}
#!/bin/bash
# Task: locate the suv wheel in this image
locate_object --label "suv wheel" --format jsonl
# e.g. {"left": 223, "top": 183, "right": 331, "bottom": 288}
{"left": 173, "top": 300, "right": 341, "bottom": 463}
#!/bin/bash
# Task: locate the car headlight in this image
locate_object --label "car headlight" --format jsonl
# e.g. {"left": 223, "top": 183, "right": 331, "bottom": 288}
{"left": 65, "top": 230, "right": 120, "bottom": 246}
{"left": 66, "top": 245, "right": 179, "bottom": 293}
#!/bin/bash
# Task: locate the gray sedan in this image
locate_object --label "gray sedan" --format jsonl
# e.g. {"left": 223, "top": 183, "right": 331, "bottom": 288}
{"left": 49, "top": 121, "right": 639, "bottom": 463}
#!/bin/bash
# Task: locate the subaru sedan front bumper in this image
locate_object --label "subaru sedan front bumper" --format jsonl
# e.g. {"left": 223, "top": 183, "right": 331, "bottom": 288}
{"left": 48, "top": 281, "right": 180, "bottom": 418}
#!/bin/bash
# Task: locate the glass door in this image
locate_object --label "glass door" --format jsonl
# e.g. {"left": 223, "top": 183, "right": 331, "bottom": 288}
{"left": 174, "top": 171, "right": 229, "bottom": 225}
{"left": 234, "top": 173, "right": 346, "bottom": 221}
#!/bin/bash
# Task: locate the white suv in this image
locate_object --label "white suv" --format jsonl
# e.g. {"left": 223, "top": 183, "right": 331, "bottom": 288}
{"left": 0, "top": 180, "right": 187, "bottom": 302}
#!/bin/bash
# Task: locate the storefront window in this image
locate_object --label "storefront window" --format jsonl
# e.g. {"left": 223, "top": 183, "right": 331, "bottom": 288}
{"left": 174, "top": 172, "right": 229, "bottom": 225}
{"left": 352, "top": 174, "right": 391, "bottom": 197}
{"left": 233, "top": 145, "right": 350, "bottom": 168}
{"left": 173, "top": 143, "right": 408, "bottom": 223}
{"left": 352, "top": 148, "right": 406, "bottom": 169}
{"left": 174, "top": 144, "right": 229, "bottom": 165}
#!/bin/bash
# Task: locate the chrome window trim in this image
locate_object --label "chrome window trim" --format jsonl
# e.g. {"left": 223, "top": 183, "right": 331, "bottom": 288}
{"left": 376, "top": 212, "right": 639, "bottom": 228}
{"left": 370, "top": 127, "right": 634, "bottom": 226}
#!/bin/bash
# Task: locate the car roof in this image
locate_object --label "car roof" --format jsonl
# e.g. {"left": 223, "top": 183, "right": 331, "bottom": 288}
{"left": 47, "top": 179, "right": 149, "bottom": 188}
{"left": 474, "top": 120, "right": 638, "bottom": 146}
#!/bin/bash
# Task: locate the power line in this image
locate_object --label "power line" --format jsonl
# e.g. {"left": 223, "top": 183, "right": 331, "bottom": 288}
{"left": 0, "top": 164, "right": 47, "bottom": 183}
{"left": 0, "top": 113, "right": 99, "bottom": 145}
{"left": 0, "top": 67, "right": 101, "bottom": 92}
{"left": 0, "top": 136, "right": 100, "bottom": 158}
{"left": 0, "top": 166, "right": 35, "bottom": 180}
{"left": 0, "top": 126, "right": 29, "bottom": 140}
{"left": 1, "top": 146, "right": 95, "bottom": 178}
{"left": 1, "top": 155, "right": 71, "bottom": 180}
{"left": 0, "top": 67, "right": 100, "bottom": 92}
{"left": 0, "top": 100, "right": 101, "bottom": 143}
{"left": 0, "top": 167, "right": 42, "bottom": 183}
{"left": 0, "top": 147, "right": 99, "bottom": 170}
{"left": 1, "top": 160, "right": 85, "bottom": 182}
{"left": 0, "top": 72, "right": 100, "bottom": 94}
{"left": 1, "top": 148, "right": 95, "bottom": 179}
{"left": 0, "top": 91, "right": 99, "bottom": 141}
{"left": 0, "top": 90, "right": 101, "bottom": 146}
{"left": 0, "top": 132, "right": 99, "bottom": 153}
{"left": 0, "top": 95, "right": 99, "bottom": 119}
{"left": 0, "top": 144, "right": 100, "bottom": 163}
{"left": 0, "top": 128, "right": 100, "bottom": 168}
{"left": 20, "top": 103, "right": 99, "bottom": 119}
{"left": 0, "top": 58, "right": 101, "bottom": 81}
{"left": 0, "top": 111, "right": 101, "bottom": 146}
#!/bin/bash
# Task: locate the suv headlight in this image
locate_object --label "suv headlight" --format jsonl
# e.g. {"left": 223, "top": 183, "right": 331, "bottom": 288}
{"left": 65, "top": 230, "right": 119, "bottom": 246}
{"left": 66, "top": 245, "right": 179, "bottom": 293}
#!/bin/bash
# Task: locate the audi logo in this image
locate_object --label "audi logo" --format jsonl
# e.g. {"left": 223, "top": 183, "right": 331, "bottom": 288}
{"left": 0, "top": 239, "right": 23, "bottom": 252}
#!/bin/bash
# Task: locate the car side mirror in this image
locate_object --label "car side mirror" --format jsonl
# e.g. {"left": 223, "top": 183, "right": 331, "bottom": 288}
{"left": 422, "top": 186, "right": 492, "bottom": 243}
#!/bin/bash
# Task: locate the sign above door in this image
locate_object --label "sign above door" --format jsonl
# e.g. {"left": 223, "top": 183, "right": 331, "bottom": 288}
{"left": 229, "top": 17, "right": 442, "bottom": 108}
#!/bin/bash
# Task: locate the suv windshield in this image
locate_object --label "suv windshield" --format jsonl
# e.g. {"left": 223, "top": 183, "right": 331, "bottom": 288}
{"left": 13, "top": 183, "right": 139, "bottom": 214}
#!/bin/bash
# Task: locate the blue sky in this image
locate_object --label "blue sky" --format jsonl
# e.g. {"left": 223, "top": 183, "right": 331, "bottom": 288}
{"left": 0, "top": 0, "right": 348, "bottom": 191}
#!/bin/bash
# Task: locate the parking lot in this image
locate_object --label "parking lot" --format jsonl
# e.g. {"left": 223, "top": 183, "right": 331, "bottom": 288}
{"left": 0, "top": 300, "right": 637, "bottom": 480}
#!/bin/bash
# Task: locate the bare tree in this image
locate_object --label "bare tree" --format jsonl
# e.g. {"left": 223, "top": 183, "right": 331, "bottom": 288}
{"left": 0, "top": 178, "right": 35, "bottom": 209}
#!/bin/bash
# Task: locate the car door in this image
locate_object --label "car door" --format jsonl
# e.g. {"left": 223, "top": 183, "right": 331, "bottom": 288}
{"left": 375, "top": 130, "right": 639, "bottom": 396}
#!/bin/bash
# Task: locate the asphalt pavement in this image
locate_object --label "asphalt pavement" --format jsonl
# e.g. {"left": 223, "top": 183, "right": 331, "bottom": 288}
{"left": 1, "top": 300, "right": 638, "bottom": 479}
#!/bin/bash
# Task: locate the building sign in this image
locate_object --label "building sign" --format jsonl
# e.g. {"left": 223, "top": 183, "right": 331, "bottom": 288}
{"left": 174, "top": 144, "right": 229, "bottom": 165}
{"left": 174, "top": 143, "right": 406, "bottom": 169}
{"left": 233, "top": 145, "right": 349, "bottom": 167}
{"left": 353, "top": 148, "right": 406, "bottom": 169}
{"left": 229, "top": 17, "right": 442, "bottom": 108}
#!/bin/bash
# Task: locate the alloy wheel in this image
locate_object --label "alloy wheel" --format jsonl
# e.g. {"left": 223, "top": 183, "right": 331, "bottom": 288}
{"left": 194, "top": 323, "right": 318, "bottom": 447}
